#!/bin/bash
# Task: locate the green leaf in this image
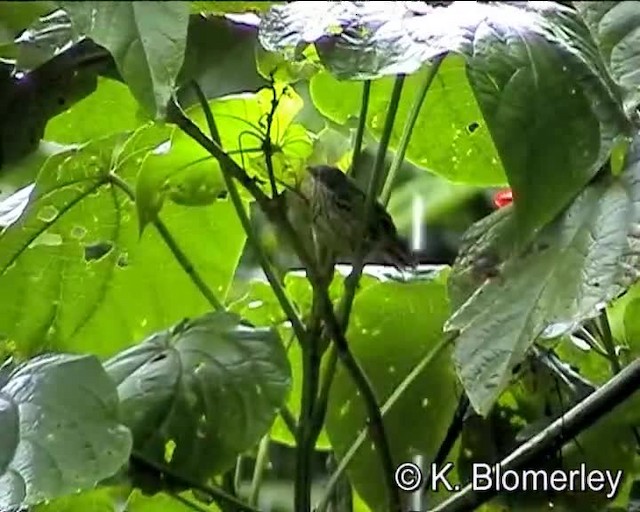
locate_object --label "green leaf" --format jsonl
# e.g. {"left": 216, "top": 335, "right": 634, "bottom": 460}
{"left": 0, "top": 129, "right": 246, "bottom": 358}
{"left": 0, "top": 1, "right": 55, "bottom": 46}
{"left": 575, "top": 1, "right": 640, "bottom": 112}
{"left": 14, "top": 9, "right": 81, "bottom": 71}
{"left": 230, "top": 277, "right": 332, "bottom": 450}
{"left": 0, "top": 354, "right": 131, "bottom": 509}
{"left": 310, "top": 56, "right": 506, "bottom": 185}
{"left": 0, "top": 141, "right": 70, "bottom": 202}
{"left": 229, "top": 267, "right": 386, "bottom": 450}
{"left": 466, "top": 3, "right": 629, "bottom": 239}
{"left": 135, "top": 135, "right": 226, "bottom": 233}
{"left": 264, "top": 2, "right": 630, "bottom": 233}
{"left": 446, "top": 139, "right": 640, "bottom": 415}
{"left": 104, "top": 311, "right": 291, "bottom": 481}
{"left": 190, "top": 2, "right": 277, "bottom": 15}
{"left": 325, "top": 267, "right": 459, "bottom": 511}
{"left": 45, "top": 77, "right": 146, "bottom": 144}
{"left": 126, "top": 489, "right": 220, "bottom": 512}
{"left": 63, "top": 1, "right": 189, "bottom": 119}
{"left": 33, "top": 487, "right": 128, "bottom": 512}
{"left": 175, "top": 15, "right": 267, "bottom": 110}
{"left": 259, "top": 2, "right": 447, "bottom": 80}
{"left": 174, "top": 86, "right": 313, "bottom": 190}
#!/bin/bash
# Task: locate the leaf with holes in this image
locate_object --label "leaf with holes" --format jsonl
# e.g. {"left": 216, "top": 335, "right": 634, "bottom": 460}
{"left": 0, "top": 128, "right": 246, "bottom": 358}
{"left": 62, "top": 1, "right": 189, "bottom": 119}
{"left": 446, "top": 137, "right": 640, "bottom": 416}
{"left": 0, "top": 354, "right": 131, "bottom": 509}
{"left": 309, "top": 55, "right": 506, "bottom": 185}
{"left": 325, "top": 267, "right": 458, "bottom": 511}
{"left": 263, "top": 1, "right": 630, "bottom": 236}
{"left": 103, "top": 311, "right": 291, "bottom": 482}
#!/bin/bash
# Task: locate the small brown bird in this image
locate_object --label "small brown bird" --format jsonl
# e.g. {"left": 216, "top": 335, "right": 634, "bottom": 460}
{"left": 286, "top": 165, "right": 415, "bottom": 270}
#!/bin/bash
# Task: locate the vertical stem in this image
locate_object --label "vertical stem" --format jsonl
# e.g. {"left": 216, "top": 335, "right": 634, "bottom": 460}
{"left": 248, "top": 435, "right": 270, "bottom": 506}
{"left": 106, "top": 173, "right": 225, "bottom": 311}
{"left": 380, "top": 56, "right": 444, "bottom": 206}
{"left": 349, "top": 80, "right": 372, "bottom": 178}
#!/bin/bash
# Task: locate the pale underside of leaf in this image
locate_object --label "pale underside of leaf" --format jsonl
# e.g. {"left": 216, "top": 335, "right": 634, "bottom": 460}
{"left": 446, "top": 146, "right": 640, "bottom": 415}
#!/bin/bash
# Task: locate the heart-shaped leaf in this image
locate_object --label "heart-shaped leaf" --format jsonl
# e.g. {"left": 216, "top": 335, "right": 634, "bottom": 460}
{"left": 0, "top": 354, "right": 131, "bottom": 509}
{"left": 263, "top": 1, "right": 630, "bottom": 237}
{"left": 0, "top": 128, "right": 246, "bottom": 358}
{"left": 104, "top": 311, "right": 291, "bottom": 481}
{"left": 446, "top": 137, "right": 640, "bottom": 415}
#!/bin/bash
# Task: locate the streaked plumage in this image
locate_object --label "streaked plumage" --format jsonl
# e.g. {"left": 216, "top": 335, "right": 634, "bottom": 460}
{"left": 287, "top": 165, "right": 415, "bottom": 270}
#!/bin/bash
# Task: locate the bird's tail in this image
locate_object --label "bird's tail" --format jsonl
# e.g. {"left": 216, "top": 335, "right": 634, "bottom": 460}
{"left": 380, "top": 236, "right": 417, "bottom": 272}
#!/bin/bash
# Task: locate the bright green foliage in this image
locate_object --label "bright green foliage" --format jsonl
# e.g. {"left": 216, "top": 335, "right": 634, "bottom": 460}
{"left": 326, "top": 268, "right": 458, "bottom": 511}
{"left": 2, "top": 1, "right": 640, "bottom": 512}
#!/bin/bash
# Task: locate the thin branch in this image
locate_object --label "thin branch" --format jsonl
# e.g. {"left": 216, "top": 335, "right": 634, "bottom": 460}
{"left": 381, "top": 56, "right": 444, "bottom": 206}
{"left": 173, "top": 81, "right": 403, "bottom": 512}
{"left": 189, "top": 83, "right": 308, "bottom": 348}
{"left": 316, "top": 332, "right": 455, "bottom": 512}
{"left": 249, "top": 434, "right": 271, "bottom": 506}
{"left": 599, "top": 310, "right": 622, "bottom": 373}
{"left": 166, "top": 99, "right": 272, "bottom": 213}
{"left": 349, "top": 80, "right": 372, "bottom": 178}
{"left": 342, "top": 74, "right": 405, "bottom": 324}
{"left": 264, "top": 84, "right": 281, "bottom": 198}
{"left": 169, "top": 492, "right": 211, "bottom": 512}
{"left": 130, "top": 452, "right": 261, "bottom": 512}
{"left": 423, "top": 393, "right": 469, "bottom": 506}
{"left": 107, "top": 173, "right": 225, "bottom": 311}
{"left": 296, "top": 282, "right": 329, "bottom": 511}
{"left": 598, "top": 310, "right": 640, "bottom": 447}
{"left": 428, "top": 356, "right": 640, "bottom": 512}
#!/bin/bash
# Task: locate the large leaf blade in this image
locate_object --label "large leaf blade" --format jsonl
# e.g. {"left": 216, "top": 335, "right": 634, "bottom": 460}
{"left": 104, "top": 311, "right": 291, "bottom": 481}
{"left": 63, "top": 1, "right": 189, "bottom": 119}
{"left": 0, "top": 354, "right": 131, "bottom": 509}
{"left": 0, "top": 129, "right": 246, "bottom": 358}
{"left": 446, "top": 139, "right": 640, "bottom": 415}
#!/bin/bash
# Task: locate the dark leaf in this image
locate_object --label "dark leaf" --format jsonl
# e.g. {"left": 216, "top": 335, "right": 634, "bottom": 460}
{"left": 104, "top": 311, "right": 291, "bottom": 482}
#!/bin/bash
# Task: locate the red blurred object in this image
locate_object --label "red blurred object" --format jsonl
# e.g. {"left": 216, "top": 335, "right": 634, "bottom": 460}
{"left": 493, "top": 188, "right": 513, "bottom": 209}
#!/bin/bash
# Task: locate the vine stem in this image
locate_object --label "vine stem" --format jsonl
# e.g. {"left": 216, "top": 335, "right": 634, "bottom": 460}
{"left": 349, "top": 80, "right": 371, "bottom": 178}
{"left": 428, "top": 356, "right": 640, "bottom": 512}
{"left": 171, "top": 83, "right": 402, "bottom": 511}
{"left": 598, "top": 310, "right": 640, "bottom": 447}
{"left": 299, "top": 79, "right": 373, "bottom": 509}
{"left": 315, "top": 332, "right": 454, "bottom": 512}
{"left": 380, "top": 56, "right": 444, "bottom": 206}
{"left": 106, "top": 172, "right": 225, "bottom": 311}
{"left": 309, "top": 74, "right": 406, "bottom": 512}
{"left": 130, "top": 452, "right": 261, "bottom": 512}
{"left": 310, "top": 79, "right": 374, "bottom": 437}
{"left": 189, "top": 83, "right": 308, "bottom": 350}
{"left": 248, "top": 434, "right": 271, "bottom": 506}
